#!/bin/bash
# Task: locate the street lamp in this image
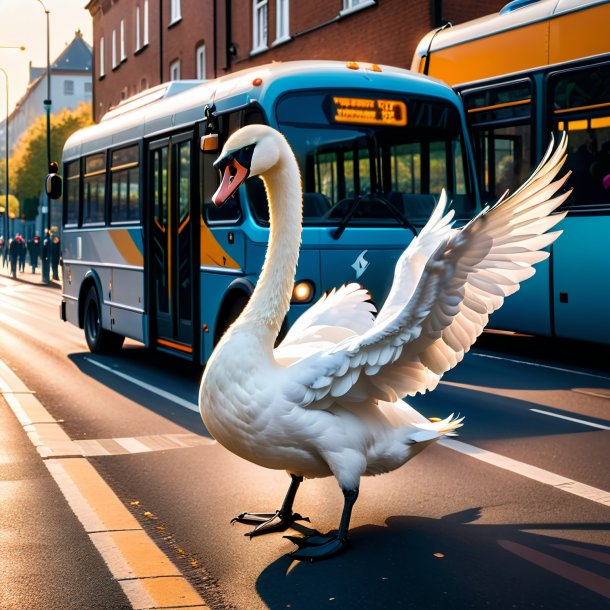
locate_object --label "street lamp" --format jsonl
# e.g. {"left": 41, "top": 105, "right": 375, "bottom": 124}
{"left": 0, "top": 68, "right": 9, "bottom": 243}
{"left": 35, "top": 0, "right": 52, "bottom": 283}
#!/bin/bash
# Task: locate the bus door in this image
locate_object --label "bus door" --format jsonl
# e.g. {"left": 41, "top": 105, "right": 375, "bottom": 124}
{"left": 149, "top": 133, "right": 196, "bottom": 357}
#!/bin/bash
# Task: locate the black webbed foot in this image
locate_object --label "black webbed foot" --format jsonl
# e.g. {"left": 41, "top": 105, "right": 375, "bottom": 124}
{"left": 231, "top": 510, "right": 309, "bottom": 537}
{"left": 285, "top": 531, "right": 348, "bottom": 561}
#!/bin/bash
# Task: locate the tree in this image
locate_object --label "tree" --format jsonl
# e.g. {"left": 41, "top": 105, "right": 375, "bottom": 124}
{"left": 11, "top": 103, "right": 93, "bottom": 220}
{"left": 0, "top": 193, "right": 20, "bottom": 218}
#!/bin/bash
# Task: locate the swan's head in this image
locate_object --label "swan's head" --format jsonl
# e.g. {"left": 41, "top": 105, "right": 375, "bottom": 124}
{"left": 212, "top": 124, "right": 283, "bottom": 207}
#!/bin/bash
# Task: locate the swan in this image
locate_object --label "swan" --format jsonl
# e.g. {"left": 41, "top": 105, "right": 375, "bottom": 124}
{"left": 199, "top": 124, "right": 570, "bottom": 560}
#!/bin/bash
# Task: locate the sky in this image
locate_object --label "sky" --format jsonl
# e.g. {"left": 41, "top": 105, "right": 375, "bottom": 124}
{"left": 0, "top": 0, "right": 93, "bottom": 118}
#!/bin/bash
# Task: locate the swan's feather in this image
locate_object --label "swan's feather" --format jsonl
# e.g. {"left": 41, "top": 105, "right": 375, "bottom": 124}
{"left": 284, "top": 133, "right": 570, "bottom": 408}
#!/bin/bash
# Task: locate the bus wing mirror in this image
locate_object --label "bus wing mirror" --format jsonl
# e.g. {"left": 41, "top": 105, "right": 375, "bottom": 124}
{"left": 201, "top": 133, "right": 219, "bottom": 152}
{"left": 45, "top": 173, "right": 63, "bottom": 200}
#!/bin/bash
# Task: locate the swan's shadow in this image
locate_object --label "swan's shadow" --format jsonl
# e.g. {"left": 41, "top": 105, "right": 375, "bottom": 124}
{"left": 256, "top": 508, "right": 610, "bottom": 610}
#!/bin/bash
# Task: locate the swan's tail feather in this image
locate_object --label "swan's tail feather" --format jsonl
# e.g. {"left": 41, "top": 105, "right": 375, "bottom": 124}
{"left": 409, "top": 413, "right": 464, "bottom": 443}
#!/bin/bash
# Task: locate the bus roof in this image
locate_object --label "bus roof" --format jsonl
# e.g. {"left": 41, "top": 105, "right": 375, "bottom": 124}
{"left": 63, "top": 60, "right": 461, "bottom": 161}
{"left": 412, "top": 0, "right": 610, "bottom": 86}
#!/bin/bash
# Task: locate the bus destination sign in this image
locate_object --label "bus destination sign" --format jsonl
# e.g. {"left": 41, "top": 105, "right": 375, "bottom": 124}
{"left": 331, "top": 97, "right": 407, "bottom": 126}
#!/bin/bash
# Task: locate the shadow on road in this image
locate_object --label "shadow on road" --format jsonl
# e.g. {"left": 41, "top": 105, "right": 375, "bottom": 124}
{"left": 256, "top": 508, "right": 610, "bottom": 610}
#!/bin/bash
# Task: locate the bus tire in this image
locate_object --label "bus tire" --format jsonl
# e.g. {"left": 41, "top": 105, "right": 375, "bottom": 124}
{"left": 83, "top": 286, "right": 125, "bottom": 353}
{"left": 215, "top": 294, "right": 249, "bottom": 345}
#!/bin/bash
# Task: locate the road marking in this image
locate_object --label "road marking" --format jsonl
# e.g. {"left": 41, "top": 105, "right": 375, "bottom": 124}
{"left": 0, "top": 359, "right": 209, "bottom": 610}
{"left": 84, "top": 357, "right": 199, "bottom": 412}
{"left": 441, "top": 438, "right": 610, "bottom": 507}
{"left": 472, "top": 352, "right": 610, "bottom": 382}
{"left": 530, "top": 408, "right": 610, "bottom": 430}
{"left": 498, "top": 540, "right": 610, "bottom": 599}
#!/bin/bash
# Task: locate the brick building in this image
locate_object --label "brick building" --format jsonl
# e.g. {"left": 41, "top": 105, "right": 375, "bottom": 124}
{"left": 86, "top": 0, "right": 506, "bottom": 122}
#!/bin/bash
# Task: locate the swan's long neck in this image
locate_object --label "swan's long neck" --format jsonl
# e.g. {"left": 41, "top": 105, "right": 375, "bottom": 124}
{"left": 233, "top": 140, "right": 302, "bottom": 343}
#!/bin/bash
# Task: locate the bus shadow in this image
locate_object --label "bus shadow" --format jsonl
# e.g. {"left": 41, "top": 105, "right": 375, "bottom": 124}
{"left": 67, "top": 349, "right": 211, "bottom": 438}
{"left": 256, "top": 508, "right": 610, "bottom": 610}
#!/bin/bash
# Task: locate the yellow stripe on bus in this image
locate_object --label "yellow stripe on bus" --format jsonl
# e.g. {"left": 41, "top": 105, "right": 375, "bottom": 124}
{"left": 109, "top": 230, "right": 144, "bottom": 266}
{"left": 200, "top": 218, "right": 240, "bottom": 270}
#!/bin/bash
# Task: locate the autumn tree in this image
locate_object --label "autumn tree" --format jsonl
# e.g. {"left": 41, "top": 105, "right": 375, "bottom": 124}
{"left": 11, "top": 103, "right": 93, "bottom": 220}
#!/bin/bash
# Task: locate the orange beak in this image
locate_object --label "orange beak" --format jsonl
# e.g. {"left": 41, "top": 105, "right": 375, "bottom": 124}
{"left": 212, "top": 158, "right": 250, "bottom": 207}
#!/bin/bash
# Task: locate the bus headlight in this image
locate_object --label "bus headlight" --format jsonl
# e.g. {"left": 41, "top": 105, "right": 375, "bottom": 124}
{"left": 291, "top": 280, "right": 314, "bottom": 304}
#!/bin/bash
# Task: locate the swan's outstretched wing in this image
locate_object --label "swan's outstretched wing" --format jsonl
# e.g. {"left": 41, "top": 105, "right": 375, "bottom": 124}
{"left": 284, "top": 133, "right": 570, "bottom": 408}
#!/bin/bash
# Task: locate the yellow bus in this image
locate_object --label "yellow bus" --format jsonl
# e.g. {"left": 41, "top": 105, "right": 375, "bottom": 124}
{"left": 412, "top": 0, "right": 610, "bottom": 344}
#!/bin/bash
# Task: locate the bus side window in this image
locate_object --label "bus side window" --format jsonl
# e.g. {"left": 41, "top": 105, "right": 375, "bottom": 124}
{"left": 463, "top": 80, "right": 533, "bottom": 203}
{"left": 83, "top": 152, "right": 107, "bottom": 225}
{"left": 551, "top": 63, "right": 610, "bottom": 207}
{"left": 64, "top": 160, "right": 81, "bottom": 227}
{"left": 110, "top": 145, "right": 140, "bottom": 224}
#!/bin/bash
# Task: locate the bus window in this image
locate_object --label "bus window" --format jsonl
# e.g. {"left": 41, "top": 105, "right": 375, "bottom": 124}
{"left": 83, "top": 153, "right": 107, "bottom": 225}
{"left": 463, "top": 81, "right": 533, "bottom": 203}
{"left": 110, "top": 145, "right": 140, "bottom": 223}
{"left": 551, "top": 63, "right": 610, "bottom": 207}
{"left": 64, "top": 160, "right": 80, "bottom": 226}
{"left": 272, "top": 91, "right": 474, "bottom": 226}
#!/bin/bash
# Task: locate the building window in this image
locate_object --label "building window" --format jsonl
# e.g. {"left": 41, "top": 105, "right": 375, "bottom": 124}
{"left": 64, "top": 80, "right": 74, "bottom": 95}
{"left": 112, "top": 29, "right": 117, "bottom": 68}
{"left": 196, "top": 44, "right": 206, "bottom": 79}
{"left": 143, "top": 0, "right": 149, "bottom": 45}
{"left": 170, "top": 0, "right": 181, "bottom": 24}
{"left": 99, "top": 36, "right": 105, "bottom": 77}
{"left": 252, "top": 0, "right": 268, "bottom": 53}
{"left": 135, "top": 6, "right": 141, "bottom": 50}
{"left": 341, "top": 0, "right": 375, "bottom": 15}
{"left": 85, "top": 82, "right": 92, "bottom": 93}
{"left": 120, "top": 19, "right": 126, "bottom": 61}
{"left": 275, "top": 0, "right": 290, "bottom": 44}
{"left": 170, "top": 60, "right": 180, "bottom": 81}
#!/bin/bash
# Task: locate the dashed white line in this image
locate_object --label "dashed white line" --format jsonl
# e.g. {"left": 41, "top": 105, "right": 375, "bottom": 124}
{"left": 530, "top": 408, "right": 610, "bottom": 430}
{"left": 84, "top": 357, "right": 199, "bottom": 412}
{"left": 472, "top": 352, "right": 610, "bottom": 381}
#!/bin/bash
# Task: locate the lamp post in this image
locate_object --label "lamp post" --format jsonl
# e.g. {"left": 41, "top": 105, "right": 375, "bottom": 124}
{"left": 0, "top": 68, "right": 8, "bottom": 243}
{"left": 35, "top": 0, "right": 52, "bottom": 283}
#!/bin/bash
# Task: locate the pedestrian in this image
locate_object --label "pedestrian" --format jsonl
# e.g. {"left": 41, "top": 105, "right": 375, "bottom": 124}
{"left": 51, "top": 233, "right": 61, "bottom": 281}
{"left": 8, "top": 237, "right": 18, "bottom": 279}
{"left": 17, "top": 234, "right": 27, "bottom": 273}
{"left": 41, "top": 230, "right": 50, "bottom": 283}
{"left": 28, "top": 235, "right": 41, "bottom": 274}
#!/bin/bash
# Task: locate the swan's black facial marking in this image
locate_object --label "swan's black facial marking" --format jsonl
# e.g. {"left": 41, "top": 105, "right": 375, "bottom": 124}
{"left": 212, "top": 143, "right": 256, "bottom": 207}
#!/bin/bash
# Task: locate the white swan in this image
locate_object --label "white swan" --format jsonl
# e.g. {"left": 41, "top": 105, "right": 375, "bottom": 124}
{"left": 199, "top": 125, "right": 570, "bottom": 560}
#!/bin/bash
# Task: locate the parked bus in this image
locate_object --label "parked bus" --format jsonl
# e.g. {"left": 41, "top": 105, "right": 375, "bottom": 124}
{"left": 58, "top": 60, "right": 480, "bottom": 363}
{"left": 412, "top": 0, "right": 610, "bottom": 344}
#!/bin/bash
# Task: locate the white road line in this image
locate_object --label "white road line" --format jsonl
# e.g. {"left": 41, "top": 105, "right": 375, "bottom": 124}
{"left": 441, "top": 438, "right": 610, "bottom": 507}
{"left": 472, "top": 352, "right": 610, "bottom": 382}
{"left": 84, "top": 357, "right": 199, "bottom": 412}
{"left": 530, "top": 408, "right": 610, "bottom": 430}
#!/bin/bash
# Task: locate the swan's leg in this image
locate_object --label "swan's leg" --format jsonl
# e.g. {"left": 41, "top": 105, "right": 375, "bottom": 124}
{"left": 231, "top": 474, "right": 309, "bottom": 537}
{"left": 286, "top": 487, "right": 359, "bottom": 561}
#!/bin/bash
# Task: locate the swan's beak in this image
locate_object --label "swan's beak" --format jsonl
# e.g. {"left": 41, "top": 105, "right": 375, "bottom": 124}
{"left": 212, "top": 157, "right": 250, "bottom": 207}
{"left": 213, "top": 144, "right": 256, "bottom": 206}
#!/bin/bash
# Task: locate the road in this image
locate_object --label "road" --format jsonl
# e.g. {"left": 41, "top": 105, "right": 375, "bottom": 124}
{"left": 1, "top": 272, "right": 609, "bottom": 610}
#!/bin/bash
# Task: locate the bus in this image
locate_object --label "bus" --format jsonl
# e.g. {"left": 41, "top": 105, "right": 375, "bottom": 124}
{"left": 412, "top": 0, "right": 610, "bottom": 345}
{"left": 58, "top": 60, "right": 480, "bottom": 364}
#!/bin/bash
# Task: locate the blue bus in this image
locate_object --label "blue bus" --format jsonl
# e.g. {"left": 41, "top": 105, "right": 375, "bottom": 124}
{"left": 58, "top": 60, "right": 480, "bottom": 363}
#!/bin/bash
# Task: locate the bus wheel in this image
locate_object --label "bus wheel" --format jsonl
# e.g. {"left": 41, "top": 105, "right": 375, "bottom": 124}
{"left": 215, "top": 294, "right": 249, "bottom": 345}
{"left": 83, "top": 286, "right": 125, "bottom": 353}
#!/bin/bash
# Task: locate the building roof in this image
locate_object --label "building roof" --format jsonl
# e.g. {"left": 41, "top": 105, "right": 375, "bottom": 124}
{"left": 29, "top": 30, "right": 92, "bottom": 83}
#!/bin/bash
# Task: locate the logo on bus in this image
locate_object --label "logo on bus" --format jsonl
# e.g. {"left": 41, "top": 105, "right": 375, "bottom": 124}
{"left": 351, "top": 250, "right": 370, "bottom": 279}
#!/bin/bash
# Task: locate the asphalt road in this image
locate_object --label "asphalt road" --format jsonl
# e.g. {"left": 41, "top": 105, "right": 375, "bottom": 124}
{"left": 1, "top": 271, "right": 609, "bottom": 610}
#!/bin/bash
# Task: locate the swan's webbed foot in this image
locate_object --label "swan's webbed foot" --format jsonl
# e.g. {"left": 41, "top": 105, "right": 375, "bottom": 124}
{"left": 231, "top": 510, "right": 310, "bottom": 537}
{"left": 285, "top": 531, "right": 348, "bottom": 561}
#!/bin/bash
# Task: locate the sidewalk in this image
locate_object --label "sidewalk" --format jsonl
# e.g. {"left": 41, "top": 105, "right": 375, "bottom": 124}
{"left": 0, "top": 259, "right": 61, "bottom": 288}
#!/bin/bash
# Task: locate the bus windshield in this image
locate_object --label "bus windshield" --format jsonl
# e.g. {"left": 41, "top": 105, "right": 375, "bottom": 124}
{"left": 244, "top": 90, "right": 475, "bottom": 228}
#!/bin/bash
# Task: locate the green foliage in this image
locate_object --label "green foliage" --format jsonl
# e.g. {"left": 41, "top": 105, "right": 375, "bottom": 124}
{"left": 11, "top": 103, "right": 93, "bottom": 220}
